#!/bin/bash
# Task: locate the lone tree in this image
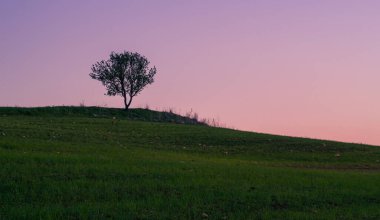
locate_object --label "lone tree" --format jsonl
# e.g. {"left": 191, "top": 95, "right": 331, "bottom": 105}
{"left": 90, "top": 51, "right": 156, "bottom": 110}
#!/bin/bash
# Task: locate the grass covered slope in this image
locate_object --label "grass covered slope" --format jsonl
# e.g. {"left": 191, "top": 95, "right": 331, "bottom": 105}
{"left": 0, "top": 107, "right": 379, "bottom": 219}
{"left": 0, "top": 106, "right": 205, "bottom": 125}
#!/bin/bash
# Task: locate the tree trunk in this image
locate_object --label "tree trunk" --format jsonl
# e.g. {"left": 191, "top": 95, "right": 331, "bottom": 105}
{"left": 126, "top": 96, "right": 133, "bottom": 110}
{"left": 123, "top": 94, "right": 129, "bottom": 110}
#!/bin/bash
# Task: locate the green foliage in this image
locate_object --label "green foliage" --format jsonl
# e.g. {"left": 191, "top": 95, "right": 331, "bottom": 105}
{"left": 0, "top": 108, "right": 379, "bottom": 219}
{"left": 90, "top": 51, "right": 156, "bottom": 109}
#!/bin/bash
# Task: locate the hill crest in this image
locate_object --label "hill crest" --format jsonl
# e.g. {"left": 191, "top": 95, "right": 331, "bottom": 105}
{"left": 0, "top": 106, "right": 206, "bottom": 126}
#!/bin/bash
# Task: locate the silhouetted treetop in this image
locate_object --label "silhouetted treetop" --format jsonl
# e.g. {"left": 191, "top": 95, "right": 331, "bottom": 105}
{"left": 90, "top": 51, "right": 156, "bottom": 110}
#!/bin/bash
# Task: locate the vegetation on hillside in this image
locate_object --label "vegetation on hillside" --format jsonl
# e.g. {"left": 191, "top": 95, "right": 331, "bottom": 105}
{"left": 0, "top": 107, "right": 379, "bottom": 219}
{"left": 90, "top": 51, "right": 156, "bottom": 110}
{"left": 0, "top": 106, "right": 205, "bottom": 125}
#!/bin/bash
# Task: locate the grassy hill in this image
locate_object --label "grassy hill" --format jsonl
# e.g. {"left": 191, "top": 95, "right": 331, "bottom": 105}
{"left": 0, "top": 107, "right": 379, "bottom": 219}
{"left": 0, "top": 106, "right": 205, "bottom": 125}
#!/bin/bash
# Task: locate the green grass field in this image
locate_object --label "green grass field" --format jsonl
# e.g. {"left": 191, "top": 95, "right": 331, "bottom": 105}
{"left": 0, "top": 107, "right": 379, "bottom": 219}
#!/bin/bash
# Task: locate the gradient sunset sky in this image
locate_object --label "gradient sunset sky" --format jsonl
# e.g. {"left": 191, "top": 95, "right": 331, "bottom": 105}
{"left": 1, "top": 0, "right": 379, "bottom": 145}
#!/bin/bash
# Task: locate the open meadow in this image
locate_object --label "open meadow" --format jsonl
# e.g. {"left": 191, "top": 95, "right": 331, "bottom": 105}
{"left": 0, "top": 107, "right": 379, "bottom": 219}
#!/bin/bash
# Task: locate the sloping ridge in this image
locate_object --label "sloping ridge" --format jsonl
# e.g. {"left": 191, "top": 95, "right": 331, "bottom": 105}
{"left": 0, "top": 106, "right": 205, "bottom": 125}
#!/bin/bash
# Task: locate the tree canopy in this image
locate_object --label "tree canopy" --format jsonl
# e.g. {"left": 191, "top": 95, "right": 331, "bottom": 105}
{"left": 90, "top": 51, "right": 156, "bottom": 110}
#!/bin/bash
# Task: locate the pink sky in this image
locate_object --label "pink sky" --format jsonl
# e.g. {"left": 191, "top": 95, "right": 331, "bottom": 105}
{"left": 1, "top": 0, "right": 379, "bottom": 145}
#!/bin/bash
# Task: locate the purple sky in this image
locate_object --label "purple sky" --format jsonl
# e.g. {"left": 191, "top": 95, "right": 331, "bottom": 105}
{"left": 1, "top": 0, "right": 379, "bottom": 145}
